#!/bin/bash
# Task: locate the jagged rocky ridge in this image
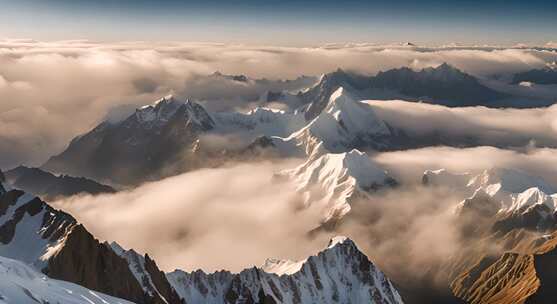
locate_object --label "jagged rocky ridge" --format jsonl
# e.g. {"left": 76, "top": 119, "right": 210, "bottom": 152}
{"left": 166, "top": 236, "right": 403, "bottom": 304}
{"left": 0, "top": 175, "right": 404, "bottom": 304}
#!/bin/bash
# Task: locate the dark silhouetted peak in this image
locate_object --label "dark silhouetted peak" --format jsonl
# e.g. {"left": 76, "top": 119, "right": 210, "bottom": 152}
{"left": 4, "top": 166, "right": 114, "bottom": 200}
{"left": 370, "top": 63, "right": 506, "bottom": 106}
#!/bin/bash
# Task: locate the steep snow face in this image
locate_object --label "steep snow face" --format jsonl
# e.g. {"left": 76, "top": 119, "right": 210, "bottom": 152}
{"left": 301, "top": 69, "right": 371, "bottom": 121}
{"left": 280, "top": 87, "right": 391, "bottom": 156}
{"left": 167, "top": 236, "right": 404, "bottom": 304}
{"left": 0, "top": 189, "right": 76, "bottom": 268}
{"left": 0, "top": 255, "right": 133, "bottom": 304}
{"left": 279, "top": 149, "right": 397, "bottom": 222}
{"left": 261, "top": 257, "right": 306, "bottom": 276}
{"left": 508, "top": 188, "right": 557, "bottom": 213}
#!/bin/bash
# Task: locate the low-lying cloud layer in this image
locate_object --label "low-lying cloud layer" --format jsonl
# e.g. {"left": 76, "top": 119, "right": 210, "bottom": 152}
{"left": 370, "top": 100, "right": 557, "bottom": 148}
{"left": 53, "top": 159, "right": 331, "bottom": 273}
{"left": 52, "top": 146, "right": 557, "bottom": 278}
{"left": 1, "top": 39, "right": 557, "bottom": 168}
{"left": 373, "top": 146, "right": 557, "bottom": 188}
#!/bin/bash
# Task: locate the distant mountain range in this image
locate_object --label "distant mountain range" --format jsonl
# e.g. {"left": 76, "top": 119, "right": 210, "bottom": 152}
{"left": 297, "top": 63, "right": 513, "bottom": 114}
{"left": 41, "top": 64, "right": 557, "bottom": 186}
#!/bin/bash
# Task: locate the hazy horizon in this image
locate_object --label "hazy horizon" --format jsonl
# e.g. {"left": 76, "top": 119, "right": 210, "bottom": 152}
{"left": 1, "top": 0, "right": 556, "bottom": 46}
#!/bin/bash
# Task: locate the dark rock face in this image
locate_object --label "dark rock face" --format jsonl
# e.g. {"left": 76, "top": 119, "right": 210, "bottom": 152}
{"left": 0, "top": 170, "right": 5, "bottom": 195}
{"left": 144, "top": 254, "right": 185, "bottom": 304}
{"left": 45, "top": 225, "right": 153, "bottom": 303}
{"left": 525, "top": 247, "right": 557, "bottom": 303}
{"left": 45, "top": 224, "right": 186, "bottom": 304}
{"left": 4, "top": 166, "right": 115, "bottom": 200}
{"left": 512, "top": 68, "right": 557, "bottom": 85}
{"left": 42, "top": 98, "right": 215, "bottom": 186}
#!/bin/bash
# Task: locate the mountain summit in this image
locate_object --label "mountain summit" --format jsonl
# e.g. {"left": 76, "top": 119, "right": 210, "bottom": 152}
{"left": 42, "top": 97, "right": 215, "bottom": 185}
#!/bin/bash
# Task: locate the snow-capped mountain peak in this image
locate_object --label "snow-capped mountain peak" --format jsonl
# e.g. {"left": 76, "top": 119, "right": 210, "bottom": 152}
{"left": 281, "top": 87, "right": 392, "bottom": 156}
{"left": 280, "top": 148, "right": 397, "bottom": 222}
{"left": 135, "top": 95, "right": 183, "bottom": 123}
{"left": 327, "top": 235, "right": 349, "bottom": 248}
{"left": 509, "top": 187, "right": 557, "bottom": 213}
{"left": 168, "top": 236, "right": 404, "bottom": 304}
{"left": 133, "top": 96, "right": 215, "bottom": 130}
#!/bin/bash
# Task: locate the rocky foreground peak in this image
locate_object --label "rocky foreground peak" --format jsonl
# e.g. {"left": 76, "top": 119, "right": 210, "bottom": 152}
{"left": 168, "top": 236, "right": 404, "bottom": 304}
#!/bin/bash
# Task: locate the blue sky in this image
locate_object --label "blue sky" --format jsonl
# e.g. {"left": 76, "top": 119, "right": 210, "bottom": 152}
{"left": 1, "top": 0, "right": 556, "bottom": 45}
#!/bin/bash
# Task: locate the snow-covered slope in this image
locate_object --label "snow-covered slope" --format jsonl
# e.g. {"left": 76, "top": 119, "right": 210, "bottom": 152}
{"left": 0, "top": 183, "right": 182, "bottom": 304}
{"left": 275, "top": 87, "right": 392, "bottom": 156}
{"left": 212, "top": 106, "right": 306, "bottom": 138}
{"left": 279, "top": 148, "right": 397, "bottom": 223}
{"left": 300, "top": 69, "right": 371, "bottom": 121}
{"left": 167, "top": 236, "right": 404, "bottom": 304}
{"left": 0, "top": 188, "right": 76, "bottom": 268}
{"left": 0, "top": 255, "right": 133, "bottom": 304}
